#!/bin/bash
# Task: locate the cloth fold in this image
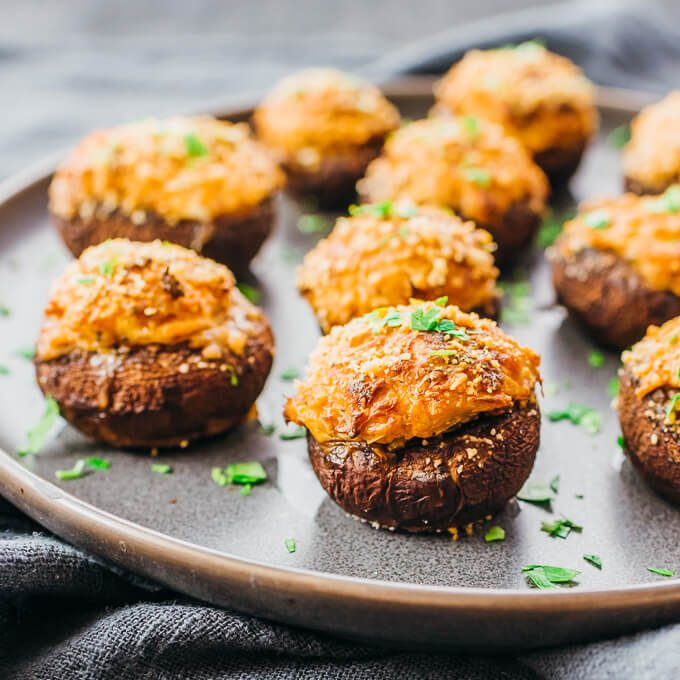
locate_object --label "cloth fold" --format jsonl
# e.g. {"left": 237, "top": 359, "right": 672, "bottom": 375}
{"left": 3, "top": 1, "right": 680, "bottom": 677}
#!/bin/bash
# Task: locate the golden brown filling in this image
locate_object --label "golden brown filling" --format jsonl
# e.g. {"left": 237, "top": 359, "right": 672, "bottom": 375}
{"left": 297, "top": 202, "right": 499, "bottom": 332}
{"left": 284, "top": 301, "right": 540, "bottom": 447}
{"left": 623, "top": 316, "right": 680, "bottom": 399}
{"left": 434, "top": 42, "right": 597, "bottom": 155}
{"left": 37, "top": 239, "right": 266, "bottom": 361}
{"left": 49, "top": 117, "right": 284, "bottom": 224}
{"left": 554, "top": 189, "right": 680, "bottom": 296}
{"left": 253, "top": 68, "right": 400, "bottom": 171}
{"left": 623, "top": 92, "right": 680, "bottom": 188}
{"left": 357, "top": 117, "right": 548, "bottom": 226}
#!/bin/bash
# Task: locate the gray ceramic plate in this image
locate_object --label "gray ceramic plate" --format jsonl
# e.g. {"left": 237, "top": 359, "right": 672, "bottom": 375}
{"left": 1, "top": 78, "right": 679, "bottom": 652}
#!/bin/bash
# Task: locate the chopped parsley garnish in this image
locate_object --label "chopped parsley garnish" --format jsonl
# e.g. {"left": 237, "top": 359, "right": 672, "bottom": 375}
{"left": 645, "top": 185, "right": 680, "bottom": 214}
{"left": 541, "top": 517, "right": 582, "bottom": 539}
{"left": 647, "top": 567, "right": 675, "bottom": 577}
{"left": 55, "top": 459, "right": 87, "bottom": 481}
{"left": 434, "top": 296, "right": 448, "bottom": 306}
{"left": 279, "top": 367, "right": 300, "bottom": 381}
{"left": 259, "top": 423, "right": 276, "bottom": 436}
{"left": 547, "top": 403, "right": 602, "bottom": 434}
{"left": 285, "top": 538, "right": 297, "bottom": 553}
{"left": 583, "top": 210, "right": 611, "bottom": 230}
{"left": 607, "top": 124, "right": 631, "bottom": 149}
{"left": 76, "top": 276, "right": 96, "bottom": 285}
{"left": 86, "top": 456, "right": 111, "bottom": 470}
{"left": 550, "top": 475, "right": 560, "bottom": 494}
{"left": 461, "top": 115, "right": 479, "bottom": 138}
{"left": 587, "top": 350, "right": 605, "bottom": 368}
{"left": 15, "top": 346, "right": 35, "bottom": 360}
{"left": 666, "top": 393, "right": 680, "bottom": 423}
{"left": 523, "top": 564, "right": 580, "bottom": 589}
{"left": 236, "top": 282, "right": 261, "bottom": 304}
{"left": 583, "top": 554, "right": 603, "bottom": 569}
{"left": 608, "top": 377, "right": 620, "bottom": 398}
{"left": 499, "top": 277, "right": 531, "bottom": 325}
{"left": 151, "top": 463, "right": 173, "bottom": 474}
{"left": 462, "top": 167, "right": 491, "bottom": 187}
{"left": 184, "top": 132, "right": 209, "bottom": 157}
{"left": 0, "top": 365, "right": 9, "bottom": 376}
{"left": 349, "top": 201, "right": 392, "bottom": 219}
{"left": 617, "top": 435, "right": 625, "bottom": 449}
{"left": 212, "top": 461, "right": 268, "bottom": 488}
{"left": 0, "top": 305, "right": 10, "bottom": 316}
{"left": 297, "top": 213, "right": 331, "bottom": 234}
{"left": 18, "top": 396, "right": 60, "bottom": 456}
{"left": 484, "top": 526, "right": 505, "bottom": 542}
{"left": 429, "top": 349, "right": 456, "bottom": 358}
{"left": 99, "top": 256, "right": 119, "bottom": 277}
{"left": 279, "top": 425, "right": 307, "bottom": 441}
{"left": 410, "top": 306, "right": 468, "bottom": 339}
{"left": 517, "top": 480, "right": 556, "bottom": 505}
{"left": 535, "top": 209, "right": 576, "bottom": 248}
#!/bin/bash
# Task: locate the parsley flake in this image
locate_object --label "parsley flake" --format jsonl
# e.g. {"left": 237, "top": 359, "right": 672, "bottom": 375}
{"left": 236, "top": 282, "right": 261, "bottom": 305}
{"left": 462, "top": 167, "right": 492, "bottom": 187}
{"left": 617, "top": 435, "right": 625, "bottom": 449}
{"left": 349, "top": 202, "right": 392, "bottom": 219}
{"left": 548, "top": 403, "right": 602, "bottom": 434}
{"left": 86, "top": 456, "right": 111, "bottom": 470}
{"left": 184, "top": 133, "right": 209, "bottom": 157}
{"left": 666, "top": 393, "right": 680, "bottom": 423}
{"left": 15, "top": 346, "right": 35, "bottom": 360}
{"left": 647, "top": 567, "right": 675, "bottom": 577}
{"left": 535, "top": 209, "right": 576, "bottom": 248}
{"left": 588, "top": 350, "right": 605, "bottom": 368}
{"left": 151, "top": 463, "right": 173, "bottom": 474}
{"left": 76, "top": 276, "right": 96, "bottom": 285}
{"left": 429, "top": 349, "right": 456, "bottom": 358}
{"left": 583, "top": 554, "right": 602, "bottom": 569}
{"left": 461, "top": 115, "right": 479, "bottom": 138}
{"left": 608, "top": 377, "right": 620, "bottom": 398}
{"left": 18, "top": 396, "right": 60, "bottom": 456}
{"left": 484, "top": 526, "right": 505, "bottom": 542}
{"left": 279, "top": 425, "right": 307, "bottom": 441}
{"left": 285, "top": 538, "right": 297, "bottom": 553}
{"left": 0, "top": 365, "right": 9, "bottom": 376}
{"left": 0, "top": 305, "right": 10, "bottom": 317}
{"left": 583, "top": 210, "right": 611, "bottom": 230}
{"left": 409, "top": 306, "right": 468, "bottom": 339}
{"left": 517, "top": 480, "right": 556, "bottom": 505}
{"left": 212, "top": 461, "right": 267, "bottom": 488}
{"left": 259, "top": 423, "right": 276, "bottom": 436}
{"left": 55, "top": 459, "right": 87, "bottom": 481}
{"left": 297, "top": 213, "right": 330, "bottom": 234}
{"left": 523, "top": 564, "right": 580, "bottom": 589}
{"left": 279, "top": 367, "right": 300, "bottom": 381}
{"left": 607, "top": 124, "right": 631, "bottom": 150}
{"left": 646, "top": 185, "right": 680, "bottom": 214}
{"left": 499, "top": 277, "right": 531, "bottom": 325}
{"left": 541, "top": 517, "right": 583, "bottom": 539}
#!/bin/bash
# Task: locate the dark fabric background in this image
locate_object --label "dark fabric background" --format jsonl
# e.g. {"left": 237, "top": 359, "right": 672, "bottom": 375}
{"left": 3, "top": 1, "right": 680, "bottom": 677}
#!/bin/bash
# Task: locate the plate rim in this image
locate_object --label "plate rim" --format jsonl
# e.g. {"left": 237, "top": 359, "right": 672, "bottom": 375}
{"left": 1, "top": 80, "right": 678, "bottom": 646}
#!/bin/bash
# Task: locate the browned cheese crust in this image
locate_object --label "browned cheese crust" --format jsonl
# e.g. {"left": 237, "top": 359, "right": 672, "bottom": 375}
{"left": 357, "top": 117, "right": 548, "bottom": 263}
{"left": 434, "top": 42, "right": 597, "bottom": 184}
{"left": 307, "top": 402, "right": 540, "bottom": 532}
{"left": 618, "top": 317, "right": 680, "bottom": 505}
{"left": 253, "top": 68, "right": 400, "bottom": 208}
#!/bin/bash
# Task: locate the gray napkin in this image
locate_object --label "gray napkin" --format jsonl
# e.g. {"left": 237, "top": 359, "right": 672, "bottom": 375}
{"left": 3, "top": 1, "right": 680, "bottom": 678}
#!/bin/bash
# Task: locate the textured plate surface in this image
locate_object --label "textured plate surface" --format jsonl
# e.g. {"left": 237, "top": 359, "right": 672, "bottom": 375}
{"left": 1, "top": 80, "right": 680, "bottom": 651}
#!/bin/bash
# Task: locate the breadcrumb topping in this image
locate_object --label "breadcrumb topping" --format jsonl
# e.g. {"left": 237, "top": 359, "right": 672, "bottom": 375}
{"left": 253, "top": 68, "right": 400, "bottom": 170}
{"left": 624, "top": 92, "right": 680, "bottom": 188}
{"left": 37, "top": 239, "right": 266, "bottom": 361}
{"left": 434, "top": 42, "right": 597, "bottom": 155}
{"left": 554, "top": 191, "right": 680, "bottom": 296}
{"left": 623, "top": 316, "right": 680, "bottom": 399}
{"left": 297, "top": 203, "right": 499, "bottom": 332}
{"left": 49, "top": 117, "right": 284, "bottom": 224}
{"left": 357, "top": 117, "right": 548, "bottom": 225}
{"left": 284, "top": 301, "right": 540, "bottom": 446}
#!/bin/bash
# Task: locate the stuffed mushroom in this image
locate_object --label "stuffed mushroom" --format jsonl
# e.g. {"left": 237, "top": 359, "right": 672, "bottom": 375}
{"left": 296, "top": 201, "right": 500, "bottom": 332}
{"left": 35, "top": 239, "right": 274, "bottom": 449}
{"left": 433, "top": 41, "right": 597, "bottom": 183}
{"left": 253, "top": 68, "right": 400, "bottom": 208}
{"left": 48, "top": 117, "right": 285, "bottom": 276}
{"left": 550, "top": 188, "right": 680, "bottom": 349}
{"left": 623, "top": 92, "right": 680, "bottom": 196}
{"left": 284, "top": 301, "right": 541, "bottom": 532}
{"left": 357, "top": 117, "right": 548, "bottom": 263}
{"left": 619, "top": 316, "right": 680, "bottom": 504}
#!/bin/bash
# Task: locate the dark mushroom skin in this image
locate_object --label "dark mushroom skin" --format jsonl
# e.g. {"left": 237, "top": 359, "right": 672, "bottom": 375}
{"left": 53, "top": 198, "right": 276, "bottom": 278}
{"left": 36, "top": 329, "right": 273, "bottom": 449}
{"left": 623, "top": 176, "right": 675, "bottom": 197}
{"left": 550, "top": 247, "right": 680, "bottom": 349}
{"left": 282, "top": 140, "right": 384, "bottom": 210}
{"left": 534, "top": 140, "right": 588, "bottom": 187}
{"left": 619, "top": 367, "right": 680, "bottom": 504}
{"left": 307, "top": 401, "right": 540, "bottom": 532}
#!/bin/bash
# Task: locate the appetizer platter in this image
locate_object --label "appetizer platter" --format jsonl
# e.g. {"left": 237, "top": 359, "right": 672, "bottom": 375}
{"left": 2, "top": 47, "right": 680, "bottom": 651}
